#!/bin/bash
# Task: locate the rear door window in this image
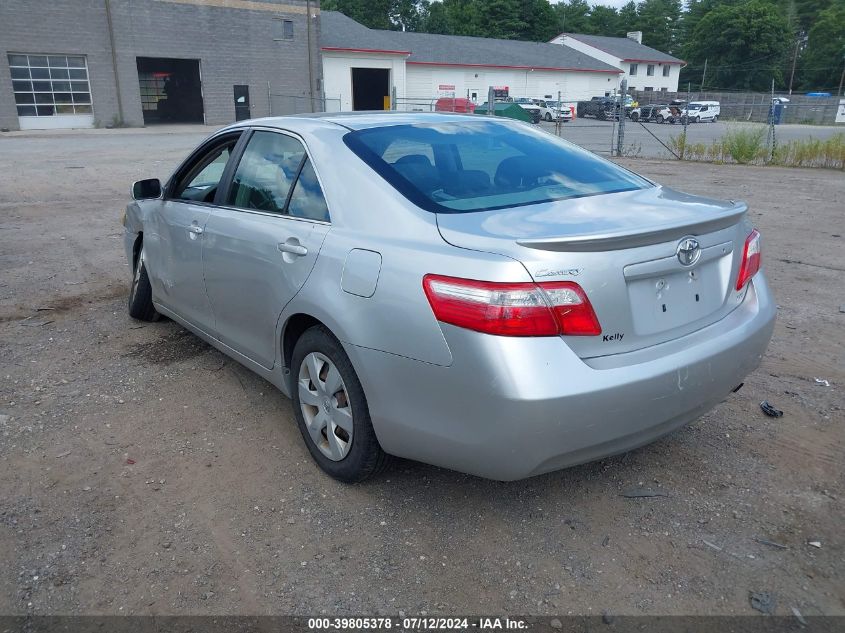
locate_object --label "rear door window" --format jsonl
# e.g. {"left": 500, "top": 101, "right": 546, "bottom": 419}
{"left": 227, "top": 131, "right": 306, "bottom": 213}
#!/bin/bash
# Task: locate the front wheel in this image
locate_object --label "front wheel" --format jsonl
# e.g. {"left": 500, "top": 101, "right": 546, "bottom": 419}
{"left": 630, "top": 112, "right": 639, "bottom": 122}
{"left": 291, "top": 326, "right": 390, "bottom": 482}
{"left": 656, "top": 115, "right": 664, "bottom": 124}
{"left": 128, "top": 247, "right": 160, "bottom": 322}
{"left": 545, "top": 112, "right": 552, "bottom": 122}
{"left": 694, "top": 116, "right": 701, "bottom": 123}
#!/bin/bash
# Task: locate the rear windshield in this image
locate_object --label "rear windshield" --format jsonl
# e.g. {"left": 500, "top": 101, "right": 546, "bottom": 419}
{"left": 343, "top": 120, "right": 651, "bottom": 213}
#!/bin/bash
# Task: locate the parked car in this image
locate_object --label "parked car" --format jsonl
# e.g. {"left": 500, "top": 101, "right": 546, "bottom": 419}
{"left": 434, "top": 97, "right": 476, "bottom": 114}
{"left": 125, "top": 112, "right": 775, "bottom": 482}
{"left": 629, "top": 104, "right": 668, "bottom": 122}
{"left": 547, "top": 100, "right": 574, "bottom": 122}
{"left": 683, "top": 101, "right": 720, "bottom": 123}
{"left": 655, "top": 105, "right": 684, "bottom": 124}
{"left": 576, "top": 97, "right": 620, "bottom": 120}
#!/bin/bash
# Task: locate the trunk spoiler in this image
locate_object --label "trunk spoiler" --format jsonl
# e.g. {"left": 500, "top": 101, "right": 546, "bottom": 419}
{"left": 515, "top": 203, "right": 747, "bottom": 252}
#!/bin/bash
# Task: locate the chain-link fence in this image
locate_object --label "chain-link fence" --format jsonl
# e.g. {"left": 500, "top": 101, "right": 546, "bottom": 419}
{"left": 632, "top": 90, "right": 842, "bottom": 125}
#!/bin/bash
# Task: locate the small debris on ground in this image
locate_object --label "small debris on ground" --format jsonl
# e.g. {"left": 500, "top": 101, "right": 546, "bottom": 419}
{"left": 791, "top": 607, "right": 807, "bottom": 627}
{"left": 813, "top": 378, "right": 831, "bottom": 387}
{"left": 754, "top": 537, "right": 788, "bottom": 550}
{"left": 760, "top": 401, "right": 784, "bottom": 417}
{"left": 620, "top": 487, "right": 668, "bottom": 498}
{"left": 55, "top": 450, "right": 72, "bottom": 459}
{"left": 702, "top": 539, "right": 723, "bottom": 552}
{"left": 749, "top": 591, "right": 777, "bottom": 614}
{"left": 807, "top": 540, "right": 822, "bottom": 548}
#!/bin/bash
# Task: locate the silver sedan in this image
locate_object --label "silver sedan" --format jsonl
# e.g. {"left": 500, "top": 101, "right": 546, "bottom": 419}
{"left": 123, "top": 113, "right": 775, "bottom": 482}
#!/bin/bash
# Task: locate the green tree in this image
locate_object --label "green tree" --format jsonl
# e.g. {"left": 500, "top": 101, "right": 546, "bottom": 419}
{"left": 683, "top": 0, "right": 792, "bottom": 90}
{"left": 588, "top": 6, "right": 621, "bottom": 35}
{"left": 634, "top": 0, "right": 682, "bottom": 53}
{"left": 553, "top": 0, "right": 593, "bottom": 34}
{"left": 617, "top": 1, "right": 639, "bottom": 37}
{"left": 798, "top": 4, "right": 845, "bottom": 90}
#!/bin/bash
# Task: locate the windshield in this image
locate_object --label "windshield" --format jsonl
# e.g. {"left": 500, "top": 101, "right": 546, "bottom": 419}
{"left": 343, "top": 120, "right": 651, "bottom": 214}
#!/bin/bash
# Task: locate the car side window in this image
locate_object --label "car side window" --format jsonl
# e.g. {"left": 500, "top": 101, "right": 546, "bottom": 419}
{"left": 171, "top": 136, "right": 239, "bottom": 203}
{"left": 227, "top": 131, "right": 306, "bottom": 213}
{"left": 287, "top": 158, "right": 330, "bottom": 222}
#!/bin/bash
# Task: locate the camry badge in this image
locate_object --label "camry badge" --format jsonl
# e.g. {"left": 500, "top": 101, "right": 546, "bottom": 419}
{"left": 676, "top": 237, "right": 701, "bottom": 267}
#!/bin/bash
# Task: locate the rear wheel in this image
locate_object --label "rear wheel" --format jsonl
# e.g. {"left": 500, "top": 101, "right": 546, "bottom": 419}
{"left": 656, "top": 114, "right": 665, "bottom": 124}
{"left": 694, "top": 116, "right": 701, "bottom": 123}
{"left": 291, "top": 326, "right": 389, "bottom": 482}
{"left": 544, "top": 112, "right": 552, "bottom": 122}
{"left": 128, "top": 246, "right": 160, "bottom": 322}
{"left": 630, "top": 112, "right": 639, "bottom": 122}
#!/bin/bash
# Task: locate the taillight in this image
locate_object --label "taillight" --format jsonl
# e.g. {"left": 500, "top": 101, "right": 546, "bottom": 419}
{"left": 422, "top": 274, "right": 601, "bottom": 337}
{"left": 736, "top": 229, "right": 762, "bottom": 291}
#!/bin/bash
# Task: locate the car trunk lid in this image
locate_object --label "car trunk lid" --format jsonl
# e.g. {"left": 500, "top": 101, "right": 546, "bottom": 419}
{"left": 436, "top": 185, "right": 753, "bottom": 359}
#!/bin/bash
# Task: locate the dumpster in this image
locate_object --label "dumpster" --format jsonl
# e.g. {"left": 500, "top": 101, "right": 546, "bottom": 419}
{"left": 473, "top": 102, "right": 532, "bottom": 122}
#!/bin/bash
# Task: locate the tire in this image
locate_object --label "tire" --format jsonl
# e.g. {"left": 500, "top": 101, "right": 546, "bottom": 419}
{"left": 694, "top": 116, "right": 701, "bottom": 123}
{"left": 656, "top": 115, "right": 664, "bottom": 124}
{"left": 544, "top": 112, "right": 552, "bottom": 122}
{"left": 713, "top": 115, "right": 719, "bottom": 122}
{"left": 597, "top": 110, "right": 606, "bottom": 121}
{"left": 291, "top": 326, "right": 390, "bottom": 483}
{"left": 630, "top": 112, "right": 639, "bottom": 122}
{"left": 128, "top": 246, "right": 160, "bottom": 322}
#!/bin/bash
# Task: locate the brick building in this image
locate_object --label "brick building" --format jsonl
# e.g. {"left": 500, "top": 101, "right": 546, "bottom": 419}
{"left": 0, "top": 0, "right": 321, "bottom": 130}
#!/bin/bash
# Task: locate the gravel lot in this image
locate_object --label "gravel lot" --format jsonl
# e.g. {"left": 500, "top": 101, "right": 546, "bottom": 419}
{"left": 0, "top": 126, "right": 843, "bottom": 617}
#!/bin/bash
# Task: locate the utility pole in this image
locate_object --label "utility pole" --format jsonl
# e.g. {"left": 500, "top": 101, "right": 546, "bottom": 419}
{"left": 788, "top": 37, "right": 800, "bottom": 95}
{"left": 700, "top": 58, "right": 707, "bottom": 92}
{"left": 616, "top": 79, "right": 627, "bottom": 157}
{"left": 839, "top": 55, "right": 845, "bottom": 97}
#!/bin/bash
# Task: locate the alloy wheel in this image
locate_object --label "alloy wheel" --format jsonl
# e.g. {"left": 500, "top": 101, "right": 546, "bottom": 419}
{"left": 298, "top": 352, "right": 353, "bottom": 461}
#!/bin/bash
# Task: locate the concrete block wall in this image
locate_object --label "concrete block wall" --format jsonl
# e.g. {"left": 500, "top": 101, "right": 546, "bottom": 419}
{"left": 0, "top": 0, "right": 323, "bottom": 131}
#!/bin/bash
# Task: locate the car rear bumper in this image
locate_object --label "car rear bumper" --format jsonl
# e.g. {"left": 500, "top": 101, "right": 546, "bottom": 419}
{"left": 347, "top": 275, "right": 776, "bottom": 480}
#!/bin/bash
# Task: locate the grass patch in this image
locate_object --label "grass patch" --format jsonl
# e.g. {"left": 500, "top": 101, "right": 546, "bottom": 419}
{"left": 668, "top": 128, "right": 844, "bottom": 169}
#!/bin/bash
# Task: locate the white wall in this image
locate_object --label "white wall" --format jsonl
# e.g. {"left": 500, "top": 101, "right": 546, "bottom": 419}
{"left": 323, "top": 53, "right": 624, "bottom": 112}
{"left": 403, "top": 64, "right": 619, "bottom": 108}
{"left": 322, "top": 51, "right": 407, "bottom": 112}
{"left": 551, "top": 35, "right": 681, "bottom": 93}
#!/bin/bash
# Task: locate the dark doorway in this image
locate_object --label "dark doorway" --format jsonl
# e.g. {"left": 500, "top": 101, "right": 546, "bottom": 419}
{"left": 234, "top": 85, "right": 251, "bottom": 121}
{"left": 136, "top": 57, "right": 204, "bottom": 124}
{"left": 351, "top": 68, "right": 390, "bottom": 111}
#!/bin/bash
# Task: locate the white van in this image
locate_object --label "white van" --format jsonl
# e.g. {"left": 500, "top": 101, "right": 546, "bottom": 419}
{"left": 685, "top": 101, "right": 720, "bottom": 123}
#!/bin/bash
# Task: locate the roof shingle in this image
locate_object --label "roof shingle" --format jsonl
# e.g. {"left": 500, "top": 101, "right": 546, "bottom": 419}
{"left": 560, "top": 33, "right": 683, "bottom": 64}
{"left": 320, "top": 11, "right": 621, "bottom": 73}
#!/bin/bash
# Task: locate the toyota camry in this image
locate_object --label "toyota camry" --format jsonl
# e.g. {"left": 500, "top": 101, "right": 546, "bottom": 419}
{"left": 123, "top": 113, "right": 775, "bottom": 482}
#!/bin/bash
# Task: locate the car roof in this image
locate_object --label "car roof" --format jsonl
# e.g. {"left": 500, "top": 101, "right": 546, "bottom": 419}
{"left": 224, "top": 111, "right": 512, "bottom": 132}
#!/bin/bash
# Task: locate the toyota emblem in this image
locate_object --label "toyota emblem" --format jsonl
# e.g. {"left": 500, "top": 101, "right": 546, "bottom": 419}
{"left": 676, "top": 237, "right": 701, "bottom": 267}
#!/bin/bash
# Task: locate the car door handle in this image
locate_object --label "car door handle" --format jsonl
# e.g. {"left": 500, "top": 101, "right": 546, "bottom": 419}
{"left": 187, "top": 225, "right": 203, "bottom": 235}
{"left": 278, "top": 240, "right": 308, "bottom": 257}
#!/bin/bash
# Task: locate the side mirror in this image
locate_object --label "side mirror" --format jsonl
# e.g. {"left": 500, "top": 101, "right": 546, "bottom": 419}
{"left": 132, "top": 178, "right": 162, "bottom": 200}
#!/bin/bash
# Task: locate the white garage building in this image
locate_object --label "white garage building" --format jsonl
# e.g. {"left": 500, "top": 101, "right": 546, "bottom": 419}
{"left": 320, "top": 11, "right": 622, "bottom": 112}
{"left": 550, "top": 32, "right": 685, "bottom": 93}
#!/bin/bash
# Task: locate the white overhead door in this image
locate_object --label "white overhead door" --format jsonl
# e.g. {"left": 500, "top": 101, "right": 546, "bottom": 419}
{"left": 8, "top": 53, "right": 95, "bottom": 130}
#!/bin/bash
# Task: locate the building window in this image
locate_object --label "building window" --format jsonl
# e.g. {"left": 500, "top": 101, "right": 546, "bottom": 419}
{"left": 8, "top": 53, "right": 92, "bottom": 117}
{"left": 629, "top": 63, "right": 638, "bottom": 76}
{"left": 662, "top": 65, "right": 670, "bottom": 77}
{"left": 275, "top": 18, "right": 294, "bottom": 40}
{"left": 647, "top": 64, "right": 655, "bottom": 76}
{"left": 660, "top": 87, "right": 668, "bottom": 92}
{"left": 644, "top": 87, "right": 654, "bottom": 91}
